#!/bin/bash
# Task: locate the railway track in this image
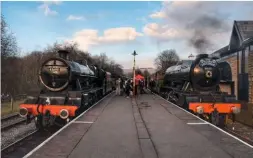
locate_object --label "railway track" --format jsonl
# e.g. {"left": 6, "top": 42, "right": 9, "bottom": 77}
{"left": 1, "top": 92, "right": 113, "bottom": 158}
{"left": 1, "top": 113, "right": 20, "bottom": 121}
{"left": 224, "top": 127, "right": 253, "bottom": 146}
{"left": 1, "top": 129, "right": 57, "bottom": 158}
{"left": 1, "top": 113, "right": 26, "bottom": 131}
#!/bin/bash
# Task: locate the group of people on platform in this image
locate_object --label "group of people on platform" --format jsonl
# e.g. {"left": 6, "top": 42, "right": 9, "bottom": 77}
{"left": 115, "top": 78, "right": 146, "bottom": 98}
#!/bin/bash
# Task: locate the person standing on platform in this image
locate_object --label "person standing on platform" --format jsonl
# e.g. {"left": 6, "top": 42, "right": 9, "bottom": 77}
{"left": 139, "top": 80, "right": 144, "bottom": 94}
{"left": 149, "top": 79, "right": 155, "bottom": 92}
{"left": 116, "top": 78, "right": 121, "bottom": 95}
{"left": 125, "top": 80, "right": 132, "bottom": 98}
{"left": 120, "top": 78, "right": 124, "bottom": 96}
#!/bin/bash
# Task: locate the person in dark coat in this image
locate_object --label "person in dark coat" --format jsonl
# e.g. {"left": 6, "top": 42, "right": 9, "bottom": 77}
{"left": 125, "top": 80, "right": 132, "bottom": 98}
{"left": 139, "top": 80, "right": 144, "bottom": 94}
{"left": 120, "top": 78, "right": 124, "bottom": 95}
{"left": 149, "top": 79, "right": 155, "bottom": 92}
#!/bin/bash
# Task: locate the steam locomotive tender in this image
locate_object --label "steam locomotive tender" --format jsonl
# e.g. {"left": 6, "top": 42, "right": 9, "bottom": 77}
{"left": 19, "top": 50, "right": 113, "bottom": 129}
{"left": 157, "top": 54, "right": 241, "bottom": 127}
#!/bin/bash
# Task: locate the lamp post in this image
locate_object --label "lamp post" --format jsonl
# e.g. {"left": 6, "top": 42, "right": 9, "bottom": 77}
{"left": 132, "top": 50, "right": 138, "bottom": 96}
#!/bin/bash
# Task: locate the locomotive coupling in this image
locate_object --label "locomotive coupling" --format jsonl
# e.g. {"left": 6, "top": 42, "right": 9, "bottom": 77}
{"left": 196, "top": 106, "right": 204, "bottom": 114}
{"left": 59, "top": 109, "right": 69, "bottom": 119}
{"left": 231, "top": 106, "right": 241, "bottom": 114}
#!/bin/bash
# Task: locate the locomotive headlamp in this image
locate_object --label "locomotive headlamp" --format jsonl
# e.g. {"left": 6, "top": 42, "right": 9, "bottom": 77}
{"left": 59, "top": 109, "right": 69, "bottom": 119}
{"left": 196, "top": 106, "right": 204, "bottom": 114}
{"left": 194, "top": 67, "right": 200, "bottom": 73}
{"left": 231, "top": 106, "right": 241, "bottom": 114}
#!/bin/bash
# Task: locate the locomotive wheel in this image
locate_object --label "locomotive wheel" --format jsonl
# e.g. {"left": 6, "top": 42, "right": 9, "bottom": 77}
{"left": 210, "top": 110, "right": 225, "bottom": 128}
{"left": 177, "top": 95, "right": 187, "bottom": 109}
{"left": 35, "top": 115, "right": 44, "bottom": 130}
{"left": 166, "top": 91, "right": 173, "bottom": 101}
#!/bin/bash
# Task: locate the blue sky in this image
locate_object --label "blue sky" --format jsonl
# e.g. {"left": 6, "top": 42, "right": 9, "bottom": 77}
{"left": 2, "top": 1, "right": 253, "bottom": 69}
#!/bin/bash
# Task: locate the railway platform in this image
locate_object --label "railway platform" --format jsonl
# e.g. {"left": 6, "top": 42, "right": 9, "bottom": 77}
{"left": 24, "top": 91, "right": 253, "bottom": 158}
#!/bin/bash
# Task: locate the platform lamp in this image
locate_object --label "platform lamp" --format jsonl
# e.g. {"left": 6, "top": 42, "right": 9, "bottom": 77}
{"left": 132, "top": 50, "right": 138, "bottom": 96}
{"left": 188, "top": 53, "right": 194, "bottom": 59}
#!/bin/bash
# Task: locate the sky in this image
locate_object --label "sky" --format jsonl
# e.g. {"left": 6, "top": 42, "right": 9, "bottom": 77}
{"left": 2, "top": 1, "right": 253, "bottom": 69}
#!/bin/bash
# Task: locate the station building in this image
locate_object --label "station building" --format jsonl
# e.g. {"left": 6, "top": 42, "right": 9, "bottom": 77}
{"left": 212, "top": 21, "right": 253, "bottom": 104}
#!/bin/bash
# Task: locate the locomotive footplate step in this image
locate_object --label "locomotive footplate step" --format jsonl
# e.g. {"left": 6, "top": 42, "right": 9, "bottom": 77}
{"left": 25, "top": 93, "right": 253, "bottom": 158}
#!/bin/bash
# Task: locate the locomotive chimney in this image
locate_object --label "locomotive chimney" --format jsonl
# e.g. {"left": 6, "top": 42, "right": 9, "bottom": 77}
{"left": 58, "top": 50, "right": 69, "bottom": 60}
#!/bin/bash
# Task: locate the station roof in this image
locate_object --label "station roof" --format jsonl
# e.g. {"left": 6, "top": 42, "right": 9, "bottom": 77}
{"left": 212, "top": 20, "right": 253, "bottom": 57}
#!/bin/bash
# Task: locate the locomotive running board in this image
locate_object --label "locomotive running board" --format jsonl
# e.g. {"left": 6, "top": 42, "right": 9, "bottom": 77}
{"left": 189, "top": 103, "right": 241, "bottom": 114}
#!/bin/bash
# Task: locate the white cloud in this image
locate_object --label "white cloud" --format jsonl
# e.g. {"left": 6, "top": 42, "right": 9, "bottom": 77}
{"left": 143, "top": 23, "right": 191, "bottom": 41}
{"left": 43, "top": 1, "right": 62, "bottom": 5}
{"left": 65, "top": 27, "right": 143, "bottom": 51}
{"left": 38, "top": 1, "right": 61, "bottom": 16}
{"left": 149, "top": 11, "right": 166, "bottom": 19}
{"left": 66, "top": 15, "right": 85, "bottom": 21}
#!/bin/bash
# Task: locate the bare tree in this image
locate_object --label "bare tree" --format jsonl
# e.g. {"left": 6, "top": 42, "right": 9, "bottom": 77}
{"left": 143, "top": 69, "right": 150, "bottom": 78}
{"left": 1, "top": 15, "right": 21, "bottom": 96}
{"left": 1, "top": 35, "right": 124, "bottom": 96}
{"left": 1, "top": 15, "right": 18, "bottom": 59}
{"left": 154, "top": 49, "right": 180, "bottom": 73}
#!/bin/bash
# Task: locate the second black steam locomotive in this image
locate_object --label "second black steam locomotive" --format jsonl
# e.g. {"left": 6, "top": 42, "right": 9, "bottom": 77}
{"left": 152, "top": 54, "right": 241, "bottom": 127}
{"left": 19, "top": 50, "right": 114, "bottom": 129}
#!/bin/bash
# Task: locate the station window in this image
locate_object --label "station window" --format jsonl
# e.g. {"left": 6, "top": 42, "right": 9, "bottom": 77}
{"left": 250, "top": 45, "right": 253, "bottom": 51}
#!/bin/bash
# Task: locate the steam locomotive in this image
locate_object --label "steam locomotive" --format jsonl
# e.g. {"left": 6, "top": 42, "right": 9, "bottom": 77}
{"left": 19, "top": 50, "right": 113, "bottom": 129}
{"left": 152, "top": 54, "right": 241, "bottom": 127}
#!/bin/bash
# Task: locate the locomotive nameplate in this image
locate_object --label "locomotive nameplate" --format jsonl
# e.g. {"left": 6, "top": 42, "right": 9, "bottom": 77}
{"left": 199, "top": 59, "right": 217, "bottom": 67}
{"left": 49, "top": 66, "right": 60, "bottom": 74}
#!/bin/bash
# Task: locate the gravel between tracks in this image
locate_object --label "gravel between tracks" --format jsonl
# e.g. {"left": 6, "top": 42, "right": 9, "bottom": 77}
{"left": 1, "top": 121, "right": 37, "bottom": 149}
{"left": 1, "top": 115, "right": 21, "bottom": 127}
{"left": 226, "top": 121, "right": 253, "bottom": 142}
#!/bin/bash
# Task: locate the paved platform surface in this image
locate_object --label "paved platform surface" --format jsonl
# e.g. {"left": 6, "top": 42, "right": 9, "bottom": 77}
{"left": 25, "top": 92, "right": 253, "bottom": 158}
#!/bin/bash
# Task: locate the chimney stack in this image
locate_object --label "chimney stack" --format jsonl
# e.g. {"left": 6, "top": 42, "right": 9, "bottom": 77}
{"left": 58, "top": 50, "right": 69, "bottom": 60}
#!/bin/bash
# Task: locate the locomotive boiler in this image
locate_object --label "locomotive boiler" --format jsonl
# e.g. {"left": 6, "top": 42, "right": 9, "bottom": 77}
{"left": 39, "top": 50, "right": 96, "bottom": 92}
{"left": 158, "top": 54, "right": 241, "bottom": 127}
{"left": 19, "top": 50, "right": 113, "bottom": 129}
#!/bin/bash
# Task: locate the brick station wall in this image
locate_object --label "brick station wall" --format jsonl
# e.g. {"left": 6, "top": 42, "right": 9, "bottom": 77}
{"left": 249, "top": 51, "right": 253, "bottom": 103}
{"left": 223, "top": 55, "right": 238, "bottom": 99}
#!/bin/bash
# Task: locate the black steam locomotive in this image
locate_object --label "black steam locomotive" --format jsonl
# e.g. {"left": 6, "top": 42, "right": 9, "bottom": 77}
{"left": 153, "top": 54, "right": 241, "bottom": 127}
{"left": 19, "top": 50, "right": 113, "bottom": 129}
